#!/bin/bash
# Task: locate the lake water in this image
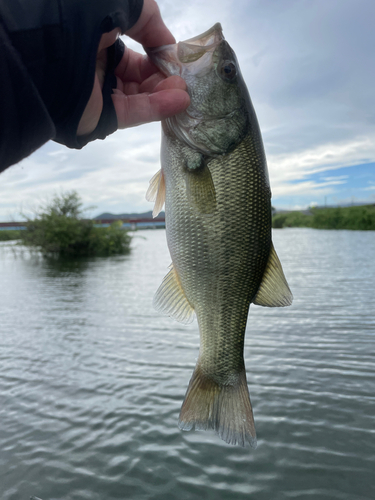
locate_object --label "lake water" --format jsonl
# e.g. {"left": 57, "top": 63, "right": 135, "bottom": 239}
{"left": 0, "top": 228, "right": 374, "bottom": 500}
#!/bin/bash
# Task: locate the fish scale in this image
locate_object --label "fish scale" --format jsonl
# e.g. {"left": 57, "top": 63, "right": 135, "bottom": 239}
{"left": 146, "top": 23, "right": 292, "bottom": 447}
{"left": 164, "top": 134, "right": 271, "bottom": 379}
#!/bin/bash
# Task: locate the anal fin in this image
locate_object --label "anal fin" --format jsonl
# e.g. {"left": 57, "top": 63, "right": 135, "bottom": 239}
{"left": 154, "top": 264, "right": 195, "bottom": 324}
{"left": 253, "top": 242, "right": 293, "bottom": 307}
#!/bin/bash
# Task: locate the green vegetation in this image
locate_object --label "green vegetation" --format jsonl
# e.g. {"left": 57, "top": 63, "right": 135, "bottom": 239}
{"left": 272, "top": 205, "right": 375, "bottom": 230}
{"left": 0, "top": 230, "right": 22, "bottom": 241}
{"left": 272, "top": 211, "right": 311, "bottom": 228}
{"left": 20, "top": 191, "right": 131, "bottom": 257}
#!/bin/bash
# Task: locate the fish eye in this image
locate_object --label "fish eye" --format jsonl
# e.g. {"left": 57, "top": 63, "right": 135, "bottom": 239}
{"left": 219, "top": 60, "right": 237, "bottom": 81}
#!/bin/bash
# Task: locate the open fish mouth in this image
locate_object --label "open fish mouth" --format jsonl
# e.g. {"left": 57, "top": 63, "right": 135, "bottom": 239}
{"left": 146, "top": 23, "right": 224, "bottom": 77}
{"left": 181, "top": 22, "right": 224, "bottom": 46}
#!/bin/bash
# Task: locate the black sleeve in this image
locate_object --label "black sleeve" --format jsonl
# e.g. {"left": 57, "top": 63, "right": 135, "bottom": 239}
{"left": 0, "top": 0, "right": 144, "bottom": 173}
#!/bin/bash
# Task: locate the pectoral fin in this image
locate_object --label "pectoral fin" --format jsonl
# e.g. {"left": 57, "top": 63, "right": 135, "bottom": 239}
{"left": 253, "top": 243, "right": 293, "bottom": 307}
{"left": 154, "top": 264, "right": 195, "bottom": 324}
{"left": 185, "top": 157, "right": 216, "bottom": 214}
{"left": 146, "top": 169, "right": 166, "bottom": 218}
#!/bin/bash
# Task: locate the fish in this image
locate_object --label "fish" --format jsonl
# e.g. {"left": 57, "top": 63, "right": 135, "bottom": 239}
{"left": 146, "top": 23, "right": 292, "bottom": 447}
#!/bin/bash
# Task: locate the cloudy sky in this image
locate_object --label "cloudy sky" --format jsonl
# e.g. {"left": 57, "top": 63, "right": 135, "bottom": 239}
{"left": 1, "top": 0, "right": 374, "bottom": 221}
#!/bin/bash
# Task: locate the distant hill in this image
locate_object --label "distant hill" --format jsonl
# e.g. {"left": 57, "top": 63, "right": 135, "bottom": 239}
{"left": 93, "top": 211, "right": 165, "bottom": 220}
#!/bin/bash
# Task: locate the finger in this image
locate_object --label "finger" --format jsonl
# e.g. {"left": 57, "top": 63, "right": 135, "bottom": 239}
{"left": 152, "top": 75, "right": 187, "bottom": 93}
{"left": 125, "top": 0, "right": 175, "bottom": 48}
{"left": 125, "top": 73, "right": 187, "bottom": 95}
{"left": 119, "top": 74, "right": 187, "bottom": 101}
{"left": 119, "top": 73, "right": 164, "bottom": 96}
{"left": 113, "top": 89, "right": 190, "bottom": 128}
{"left": 138, "top": 72, "right": 165, "bottom": 93}
{"left": 115, "top": 48, "right": 158, "bottom": 85}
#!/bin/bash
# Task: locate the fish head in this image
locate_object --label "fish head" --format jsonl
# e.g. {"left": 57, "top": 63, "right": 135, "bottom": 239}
{"left": 147, "top": 24, "right": 252, "bottom": 156}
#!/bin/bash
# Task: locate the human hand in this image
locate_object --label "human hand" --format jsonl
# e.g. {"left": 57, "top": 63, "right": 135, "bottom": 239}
{"left": 77, "top": 0, "right": 189, "bottom": 136}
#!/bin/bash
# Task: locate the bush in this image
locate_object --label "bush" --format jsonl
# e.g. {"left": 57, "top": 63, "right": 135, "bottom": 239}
{"left": 272, "top": 214, "right": 288, "bottom": 228}
{"left": 0, "top": 230, "right": 21, "bottom": 241}
{"left": 89, "top": 221, "right": 132, "bottom": 256}
{"left": 311, "top": 207, "right": 343, "bottom": 229}
{"left": 311, "top": 206, "right": 375, "bottom": 230}
{"left": 20, "top": 191, "right": 131, "bottom": 257}
{"left": 272, "top": 212, "right": 311, "bottom": 228}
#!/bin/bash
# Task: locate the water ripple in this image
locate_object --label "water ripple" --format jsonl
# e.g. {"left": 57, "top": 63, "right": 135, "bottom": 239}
{"left": 1, "top": 229, "right": 374, "bottom": 499}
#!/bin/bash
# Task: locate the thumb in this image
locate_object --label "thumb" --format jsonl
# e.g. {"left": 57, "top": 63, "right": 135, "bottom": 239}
{"left": 125, "top": 0, "right": 175, "bottom": 47}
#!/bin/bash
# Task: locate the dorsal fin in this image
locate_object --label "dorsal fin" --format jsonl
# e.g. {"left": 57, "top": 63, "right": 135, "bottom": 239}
{"left": 154, "top": 264, "right": 195, "bottom": 324}
{"left": 253, "top": 243, "right": 293, "bottom": 307}
{"left": 146, "top": 169, "right": 166, "bottom": 218}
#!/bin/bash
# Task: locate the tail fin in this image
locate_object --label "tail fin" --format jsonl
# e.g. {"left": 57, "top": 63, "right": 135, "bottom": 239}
{"left": 178, "top": 364, "right": 257, "bottom": 448}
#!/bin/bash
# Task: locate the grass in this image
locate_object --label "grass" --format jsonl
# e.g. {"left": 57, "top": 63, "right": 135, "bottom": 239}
{"left": 272, "top": 205, "right": 375, "bottom": 230}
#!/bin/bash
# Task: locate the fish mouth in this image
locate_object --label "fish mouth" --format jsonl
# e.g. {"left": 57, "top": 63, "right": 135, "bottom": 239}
{"left": 182, "top": 22, "right": 223, "bottom": 45}
{"left": 146, "top": 23, "right": 224, "bottom": 77}
{"left": 147, "top": 24, "right": 235, "bottom": 156}
{"left": 178, "top": 22, "right": 224, "bottom": 63}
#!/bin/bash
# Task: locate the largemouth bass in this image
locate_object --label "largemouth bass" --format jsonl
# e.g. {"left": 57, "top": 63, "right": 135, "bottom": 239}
{"left": 146, "top": 23, "right": 292, "bottom": 447}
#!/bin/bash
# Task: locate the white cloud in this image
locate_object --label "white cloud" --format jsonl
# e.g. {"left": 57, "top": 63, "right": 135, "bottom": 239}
{"left": 267, "top": 135, "right": 375, "bottom": 204}
{"left": 321, "top": 175, "right": 349, "bottom": 182}
{"left": 267, "top": 136, "right": 375, "bottom": 190}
